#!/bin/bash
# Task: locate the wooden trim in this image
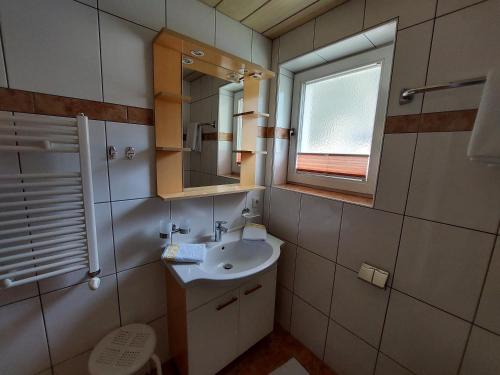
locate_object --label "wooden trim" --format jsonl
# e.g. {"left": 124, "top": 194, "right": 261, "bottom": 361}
{"left": 154, "top": 28, "right": 275, "bottom": 81}
{"left": 232, "top": 111, "right": 270, "bottom": 118}
{"left": 158, "top": 184, "right": 265, "bottom": 200}
{"left": 155, "top": 91, "right": 191, "bottom": 103}
{"left": 274, "top": 127, "right": 290, "bottom": 139}
{"left": 273, "top": 183, "right": 373, "bottom": 207}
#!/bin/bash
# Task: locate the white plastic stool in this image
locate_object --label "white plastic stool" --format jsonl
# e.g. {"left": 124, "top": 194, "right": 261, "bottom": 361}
{"left": 88, "top": 323, "right": 163, "bottom": 375}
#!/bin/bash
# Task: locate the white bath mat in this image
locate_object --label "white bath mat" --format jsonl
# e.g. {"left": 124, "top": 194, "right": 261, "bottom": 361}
{"left": 270, "top": 358, "right": 309, "bottom": 375}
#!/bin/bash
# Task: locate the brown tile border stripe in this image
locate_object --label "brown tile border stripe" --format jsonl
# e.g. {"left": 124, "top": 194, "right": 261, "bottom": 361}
{"left": 34, "top": 92, "right": 128, "bottom": 123}
{"left": 0, "top": 88, "right": 35, "bottom": 113}
{"left": 0, "top": 87, "right": 148, "bottom": 125}
{"left": 1, "top": 88, "right": 477, "bottom": 134}
{"left": 385, "top": 109, "right": 477, "bottom": 134}
{"left": 127, "top": 106, "right": 154, "bottom": 125}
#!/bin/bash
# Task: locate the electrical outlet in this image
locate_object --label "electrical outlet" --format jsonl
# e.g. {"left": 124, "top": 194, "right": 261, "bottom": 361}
{"left": 251, "top": 198, "right": 259, "bottom": 208}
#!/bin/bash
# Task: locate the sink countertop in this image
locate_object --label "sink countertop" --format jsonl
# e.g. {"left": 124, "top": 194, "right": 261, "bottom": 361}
{"left": 164, "top": 230, "right": 284, "bottom": 287}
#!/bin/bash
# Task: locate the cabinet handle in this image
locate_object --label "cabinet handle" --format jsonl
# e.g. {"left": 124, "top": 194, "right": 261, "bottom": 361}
{"left": 244, "top": 284, "right": 262, "bottom": 296}
{"left": 216, "top": 296, "right": 238, "bottom": 311}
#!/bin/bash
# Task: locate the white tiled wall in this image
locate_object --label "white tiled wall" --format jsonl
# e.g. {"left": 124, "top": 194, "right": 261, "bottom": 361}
{"left": 0, "top": 0, "right": 103, "bottom": 101}
{"left": 269, "top": 2, "right": 500, "bottom": 374}
{"left": 0, "top": 1, "right": 272, "bottom": 373}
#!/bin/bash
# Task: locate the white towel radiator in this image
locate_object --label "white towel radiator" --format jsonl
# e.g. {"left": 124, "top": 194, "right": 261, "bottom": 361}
{"left": 0, "top": 113, "right": 100, "bottom": 290}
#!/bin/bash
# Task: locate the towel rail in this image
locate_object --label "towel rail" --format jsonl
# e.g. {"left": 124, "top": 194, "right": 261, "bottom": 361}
{"left": 0, "top": 113, "right": 77, "bottom": 126}
{"left": 0, "top": 219, "right": 85, "bottom": 236}
{"left": 0, "top": 188, "right": 82, "bottom": 199}
{"left": 0, "top": 250, "right": 88, "bottom": 272}
{"left": 0, "top": 114, "right": 101, "bottom": 290}
{"left": 0, "top": 226, "right": 86, "bottom": 245}
{"left": 0, "top": 172, "right": 81, "bottom": 179}
{"left": 0, "top": 233, "right": 86, "bottom": 255}
{"left": 0, "top": 196, "right": 83, "bottom": 208}
{"left": 0, "top": 205, "right": 84, "bottom": 219}
{"left": 0, "top": 211, "right": 85, "bottom": 227}
{"left": 0, "top": 243, "right": 87, "bottom": 263}
{"left": 0, "top": 124, "right": 78, "bottom": 135}
{"left": 1, "top": 257, "right": 88, "bottom": 280}
{"left": 400, "top": 76, "right": 486, "bottom": 104}
{"left": 0, "top": 264, "right": 88, "bottom": 288}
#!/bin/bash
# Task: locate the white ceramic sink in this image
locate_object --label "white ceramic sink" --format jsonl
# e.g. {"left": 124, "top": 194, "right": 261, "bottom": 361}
{"left": 165, "top": 232, "right": 283, "bottom": 286}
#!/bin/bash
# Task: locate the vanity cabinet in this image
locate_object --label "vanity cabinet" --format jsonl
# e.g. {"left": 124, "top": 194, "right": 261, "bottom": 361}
{"left": 166, "top": 267, "right": 277, "bottom": 375}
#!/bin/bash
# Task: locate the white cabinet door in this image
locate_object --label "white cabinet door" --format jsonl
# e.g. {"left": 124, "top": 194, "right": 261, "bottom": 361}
{"left": 238, "top": 268, "right": 277, "bottom": 355}
{"left": 106, "top": 122, "right": 155, "bottom": 201}
{"left": 187, "top": 290, "right": 239, "bottom": 375}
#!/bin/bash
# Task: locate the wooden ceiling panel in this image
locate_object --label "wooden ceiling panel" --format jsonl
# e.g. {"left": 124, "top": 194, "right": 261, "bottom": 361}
{"left": 241, "top": 0, "right": 318, "bottom": 33}
{"left": 200, "top": 0, "right": 221, "bottom": 6}
{"left": 217, "top": 0, "right": 269, "bottom": 21}
{"left": 263, "top": 0, "right": 347, "bottom": 38}
{"left": 199, "top": 0, "right": 350, "bottom": 38}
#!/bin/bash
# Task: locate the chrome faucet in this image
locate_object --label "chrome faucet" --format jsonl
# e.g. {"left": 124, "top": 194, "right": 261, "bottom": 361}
{"left": 214, "top": 221, "right": 228, "bottom": 242}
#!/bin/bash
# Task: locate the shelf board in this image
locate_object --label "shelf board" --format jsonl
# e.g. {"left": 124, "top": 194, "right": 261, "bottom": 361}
{"left": 159, "top": 184, "right": 265, "bottom": 201}
{"left": 232, "top": 111, "right": 270, "bottom": 119}
{"left": 156, "top": 147, "right": 191, "bottom": 152}
{"left": 232, "top": 150, "right": 268, "bottom": 155}
{"left": 155, "top": 91, "right": 191, "bottom": 103}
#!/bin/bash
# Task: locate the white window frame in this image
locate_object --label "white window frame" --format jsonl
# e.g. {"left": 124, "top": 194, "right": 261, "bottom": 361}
{"left": 287, "top": 45, "right": 393, "bottom": 195}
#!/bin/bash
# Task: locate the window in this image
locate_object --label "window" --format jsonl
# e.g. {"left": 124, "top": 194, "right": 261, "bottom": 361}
{"left": 287, "top": 46, "right": 392, "bottom": 196}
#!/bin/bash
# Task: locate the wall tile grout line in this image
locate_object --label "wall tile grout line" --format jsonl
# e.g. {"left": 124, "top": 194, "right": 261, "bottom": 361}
{"left": 457, "top": 233, "right": 500, "bottom": 373}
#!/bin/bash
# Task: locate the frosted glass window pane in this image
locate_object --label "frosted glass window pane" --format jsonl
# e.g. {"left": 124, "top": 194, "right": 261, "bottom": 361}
{"left": 298, "top": 64, "right": 381, "bottom": 155}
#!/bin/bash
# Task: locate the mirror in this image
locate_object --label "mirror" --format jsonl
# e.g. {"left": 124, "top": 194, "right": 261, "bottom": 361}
{"left": 182, "top": 68, "right": 245, "bottom": 188}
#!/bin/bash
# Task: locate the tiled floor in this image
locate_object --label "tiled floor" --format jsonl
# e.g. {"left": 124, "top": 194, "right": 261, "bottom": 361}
{"left": 161, "top": 326, "right": 337, "bottom": 375}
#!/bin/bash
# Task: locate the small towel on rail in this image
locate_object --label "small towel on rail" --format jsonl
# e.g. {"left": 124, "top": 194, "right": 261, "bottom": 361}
{"left": 467, "top": 69, "right": 500, "bottom": 164}
{"left": 186, "top": 122, "right": 202, "bottom": 152}
{"left": 161, "top": 243, "right": 206, "bottom": 263}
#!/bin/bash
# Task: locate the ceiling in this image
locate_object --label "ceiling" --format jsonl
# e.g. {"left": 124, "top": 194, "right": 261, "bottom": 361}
{"left": 200, "top": 0, "right": 348, "bottom": 39}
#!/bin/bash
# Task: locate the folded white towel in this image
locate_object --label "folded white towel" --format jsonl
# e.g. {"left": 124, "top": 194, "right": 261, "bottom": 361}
{"left": 186, "top": 122, "right": 202, "bottom": 152}
{"left": 161, "top": 243, "right": 206, "bottom": 263}
{"left": 242, "top": 223, "right": 267, "bottom": 241}
{"left": 467, "top": 69, "right": 500, "bottom": 164}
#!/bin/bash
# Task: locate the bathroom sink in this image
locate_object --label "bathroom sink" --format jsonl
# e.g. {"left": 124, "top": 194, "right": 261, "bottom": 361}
{"left": 165, "top": 232, "right": 283, "bottom": 286}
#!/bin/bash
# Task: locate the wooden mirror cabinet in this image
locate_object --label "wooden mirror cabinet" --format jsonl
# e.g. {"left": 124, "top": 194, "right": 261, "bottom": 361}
{"left": 153, "top": 28, "right": 274, "bottom": 200}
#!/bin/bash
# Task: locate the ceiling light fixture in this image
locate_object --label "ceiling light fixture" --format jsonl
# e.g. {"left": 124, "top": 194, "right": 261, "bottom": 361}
{"left": 190, "top": 50, "right": 204, "bottom": 57}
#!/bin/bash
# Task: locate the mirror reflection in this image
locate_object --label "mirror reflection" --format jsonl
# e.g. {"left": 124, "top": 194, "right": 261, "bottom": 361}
{"left": 183, "top": 68, "right": 244, "bottom": 188}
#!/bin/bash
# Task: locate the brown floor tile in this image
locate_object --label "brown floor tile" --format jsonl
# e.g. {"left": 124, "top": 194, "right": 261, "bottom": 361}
{"left": 161, "top": 326, "right": 336, "bottom": 375}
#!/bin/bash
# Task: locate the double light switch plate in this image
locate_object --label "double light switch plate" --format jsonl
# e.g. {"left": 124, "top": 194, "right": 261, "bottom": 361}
{"left": 358, "top": 263, "right": 389, "bottom": 288}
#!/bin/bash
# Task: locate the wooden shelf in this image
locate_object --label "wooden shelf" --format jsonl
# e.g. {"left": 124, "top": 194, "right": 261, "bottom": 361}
{"left": 155, "top": 91, "right": 191, "bottom": 103}
{"left": 232, "top": 150, "right": 268, "bottom": 155}
{"left": 232, "top": 111, "right": 270, "bottom": 119}
{"left": 159, "top": 184, "right": 265, "bottom": 201}
{"left": 156, "top": 147, "right": 191, "bottom": 152}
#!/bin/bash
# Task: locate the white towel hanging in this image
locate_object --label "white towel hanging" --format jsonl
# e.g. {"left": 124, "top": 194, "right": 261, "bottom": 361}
{"left": 467, "top": 69, "right": 500, "bottom": 164}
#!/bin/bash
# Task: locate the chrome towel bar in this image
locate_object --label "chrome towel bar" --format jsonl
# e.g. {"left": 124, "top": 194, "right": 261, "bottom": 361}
{"left": 399, "top": 76, "right": 486, "bottom": 104}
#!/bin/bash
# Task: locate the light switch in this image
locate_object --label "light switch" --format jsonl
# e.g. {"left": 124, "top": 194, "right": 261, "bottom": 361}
{"left": 358, "top": 263, "right": 374, "bottom": 283}
{"left": 372, "top": 269, "right": 389, "bottom": 289}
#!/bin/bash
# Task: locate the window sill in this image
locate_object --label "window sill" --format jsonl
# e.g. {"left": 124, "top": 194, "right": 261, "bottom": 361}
{"left": 273, "top": 183, "right": 373, "bottom": 207}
